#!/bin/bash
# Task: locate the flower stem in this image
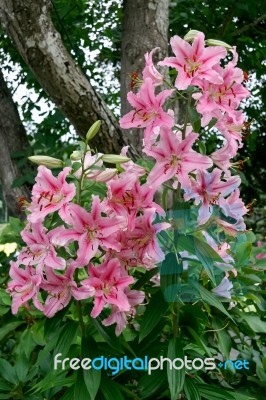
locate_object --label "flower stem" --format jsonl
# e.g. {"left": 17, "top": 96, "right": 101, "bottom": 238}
{"left": 173, "top": 301, "right": 180, "bottom": 338}
{"left": 182, "top": 92, "right": 192, "bottom": 140}
{"left": 76, "top": 300, "right": 86, "bottom": 337}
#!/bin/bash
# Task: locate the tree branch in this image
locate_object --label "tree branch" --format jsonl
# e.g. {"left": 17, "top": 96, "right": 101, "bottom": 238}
{"left": 0, "top": 0, "right": 138, "bottom": 158}
{"left": 232, "top": 13, "right": 266, "bottom": 36}
{"left": 0, "top": 69, "right": 31, "bottom": 217}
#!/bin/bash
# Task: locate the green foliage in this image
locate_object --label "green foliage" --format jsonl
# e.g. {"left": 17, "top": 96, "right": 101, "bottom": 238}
{"left": 0, "top": 225, "right": 265, "bottom": 399}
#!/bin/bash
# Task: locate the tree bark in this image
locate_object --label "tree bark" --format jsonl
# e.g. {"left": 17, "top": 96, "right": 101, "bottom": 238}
{"left": 0, "top": 69, "right": 30, "bottom": 217}
{"left": 121, "top": 0, "right": 169, "bottom": 153}
{"left": 0, "top": 0, "right": 138, "bottom": 158}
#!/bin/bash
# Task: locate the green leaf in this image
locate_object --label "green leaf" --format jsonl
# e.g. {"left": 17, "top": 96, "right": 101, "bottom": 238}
{"left": 0, "top": 289, "right": 11, "bottom": 306}
{"left": 18, "top": 328, "right": 38, "bottom": 359}
{"left": 167, "top": 339, "right": 185, "bottom": 399}
{"left": 198, "top": 140, "right": 206, "bottom": 155}
{"left": 178, "top": 234, "right": 222, "bottom": 284}
{"left": 0, "top": 379, "right": 12, "bottom": 392}
{"left": 0, "top": 321, "right": 24, "bottom": 341}
{"left": 139, "top": 290, "right": 168, "bottom": 342}
{"left": 254, "top": 258, "right": 266, "bottom": 269}
{"left": 44, "top": 307, "right": 69, "bottom": 337}
{"left": 0, "top": 394, "right": 13, "bottom": 399}
{"left": 30, "top": 370, "right": 75, "bottom": 394}
{"left": 91, "top": 318, "right": 124, "bottom": 353}
{"left": 74, "top": 369, "right": 91, "bottom": 400}
{"left": 198, "top": 384, "right": 235, "bottom": 400}
{"left": 160, "top": 252, "right": 183, "bottom": 302}
{"left": 231, "top": 393, "right": 256, "bottom": 400}
{"left": 82, "top": 337, "right": 101, "bottom": 400}
{"left": 100, "top": 374, "right": 125, "bottom": 400}
{"left": 187, "top": 327, "right": 212, "bottom": 356}
{"left": 71, "top": 162, "right": 82, "bottom": 172}
{"left": 132, "top": 267, "right": 158, "bottom": 290}
{"left": 61, "top": 386, "right": 75, "bottom": 400}
{"left": 212, "top": 320, "right": 232, "bottom": 359}
{"left": 138, "top": 368, "right": 167, "bottom": 399}
{"left": 15, "top": 352, "right": 29, "bottom": 382}
{"left": 207, "top": 117, "right": 218, "bottom": 129}
{"left": 188, "top": 106, "right": 201, "bottom": 132}
{"left": 54, "top": 321, "right": 79, "bottom": 358}
{"left": 198, "top": 284, "right": 234, "bottom": 321}
{"left": 235, "top": 242, "right": 252, "bottom": 266}
{"left": 0, "top": 359, "right": 18, "bottom": 385}
{"left": 240, "top": 314, "right": 266, "bottom": 333}
{"left": 184, "top": 377, "right": 201, "bottom": 400}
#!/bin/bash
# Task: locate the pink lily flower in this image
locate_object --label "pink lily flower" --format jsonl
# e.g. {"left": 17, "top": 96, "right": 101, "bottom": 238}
{"left": 203, "top": 232, "right": 236, "bottom": 273}
{"left": 51, "top": 196, "right": 124, "bottom": 267}
{"left": 83, "top": 258, "right": 135, "bottom": 318}
{"left": 18, "top": 222, "right": 66, "bottom": 270}
{"left": 102, "top": 288, "right": 145, "bottom": 336}
{"left": 215, "top": 110, "right": 246, "bottom": 148}
{"left": 104, "top": 174, "right": 164, "bottom": 231}
{"left": 41, "top": 266, "right": 95, "bottom": 317}
{"left": 108, "top": 209, "right": 171, "bottom": 269}
{"left": 142, "top": 47, "right": 164, "bottom": 86}
{"left": 120, "top": 146, "right": 146, "bottom": 177}
{"left": 210, "top": 139, "right": 238, "bottom": 176}
{"left": 193, "top": 63, "right": 249, "bottom": 126}
{"left": 28, "top": 166, "right": 76, "bottom": 223}
{"left": 7, "top": 261, "right": 43, "bottom": 314}
{"left": 215, "top": 217, "right": 244, "bottom": 236}
{"left": 119, "top": 77, "right": 174, "bottom": 142}
{"left": 184, "top": 168, "right": 241, "bottom": 224}
{"left": 144, "top": 127, "right": 213, "bottom": 189}
{"left": 158, "top": 32, "right": 226, "bottom": 90}
{"left": 219, "top": 189, "right": 248, "bottom": 220}
{"left": 212, "top": 277, "right": 233, "bottom": 299}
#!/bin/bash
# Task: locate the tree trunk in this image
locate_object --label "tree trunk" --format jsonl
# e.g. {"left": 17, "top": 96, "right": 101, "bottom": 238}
{"left": 0, "top": 69, "right": 30, "bottom": 217}
{"left": 0, "top": 0, "right": 138, "bottom": 158}
{"left": 121, "top": 0, "right": 169, "bottom": 153}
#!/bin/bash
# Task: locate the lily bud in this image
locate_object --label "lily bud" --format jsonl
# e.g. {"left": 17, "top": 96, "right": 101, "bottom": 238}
{"left": 206, "top": 39, "right": 232, "bottom": 49}
{"left": 102, "top": 154, "right": 131, "bottom": 164}
{"left": 28, "top": 156, "right": 64, "bottom": 169}
{"left": 184, "top": 30, "right": 201, "bottom": 42}
{"left": 70, "top": 150, "right": 83, "bottom": 161}
{"left": 86, "top": 120, "right": 101, "bottom": 142}
{"left": 94, "top": 168, "right": 117, "bottom": 182}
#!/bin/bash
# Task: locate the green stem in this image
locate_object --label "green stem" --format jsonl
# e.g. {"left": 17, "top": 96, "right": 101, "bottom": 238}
{"left": 182, "top": 92, "right": 192, "bottom": 140}
{"left": 173, "top": 301, "right": 180, "bottom": 338}
{"left": 75, "top": 146, "right": 88, "bottom": 336}
{"left": 76, "top": 300, "right": 86, "bottom": 337}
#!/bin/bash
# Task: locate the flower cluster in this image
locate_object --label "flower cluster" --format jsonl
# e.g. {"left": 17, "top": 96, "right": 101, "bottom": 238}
{"left": 120, "top": 31, "right": 250, "bottom": 297}
{"left": 8, "top": 155, "right": 170, "bottom": 335}
{"left": 8, "top": 31, "right": 250, "bottom": 333}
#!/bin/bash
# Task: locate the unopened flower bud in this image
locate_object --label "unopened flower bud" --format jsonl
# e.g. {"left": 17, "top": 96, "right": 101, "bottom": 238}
{"left": 28, "top": 156, "right": 64, "bottom": 169}
{"left": 206, "top": 39, "right": 232, "bottom": 49}
{"left": 70, "top": 151, "right": 83, "bottom": 161}
{"left": 86, "top": 120, "right": 101, "bottom": 142}
{"left": 94, "top": 168, "right": 117, "bottom": 182}
{"left": 184, "top": 30, "right": 201, "bottom": 42}
{"left": 102, "top": 154, "right": 131, "bottom": 164}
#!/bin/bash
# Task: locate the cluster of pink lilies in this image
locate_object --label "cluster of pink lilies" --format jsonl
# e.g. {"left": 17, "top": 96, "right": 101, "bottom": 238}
{"left": 8, "top": 31, "right": 250, "bottom": 335}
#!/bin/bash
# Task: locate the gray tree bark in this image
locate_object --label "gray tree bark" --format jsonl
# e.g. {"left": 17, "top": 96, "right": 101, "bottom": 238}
{"left": 121, "top": 0, "right": 169, "bottom": 153}
{"left": 0, "top": 0, "right": 138, "bottom": 158}
{"left": 0, "top": 70, "right": 30, "bottom": 217}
